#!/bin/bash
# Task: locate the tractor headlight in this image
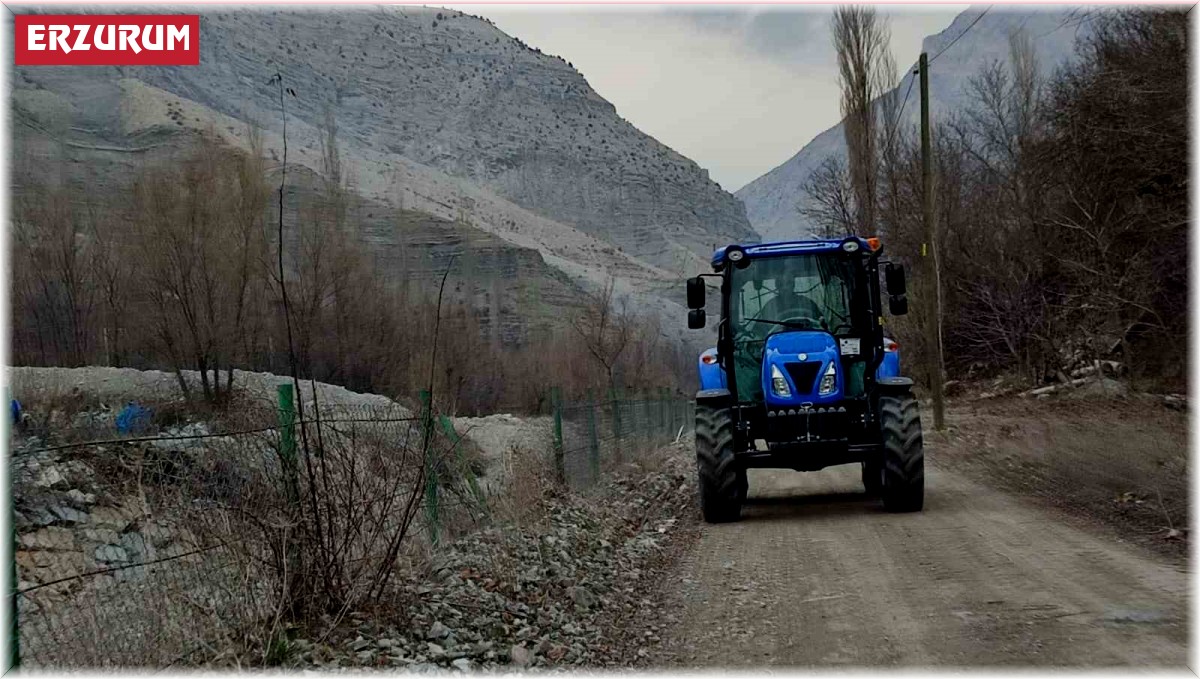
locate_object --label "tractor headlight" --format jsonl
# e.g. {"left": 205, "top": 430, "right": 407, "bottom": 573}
{"left": 727, "top": 248, "right": 745, "bottom": 262}
{"left": 771, "top": 364, "right": 791, "bottom": 397}
{"left": 818, "top": 362, "right": 838, "bottom": 395}
{"left": 840, "top": 239, "right": 861, "bottom": 253}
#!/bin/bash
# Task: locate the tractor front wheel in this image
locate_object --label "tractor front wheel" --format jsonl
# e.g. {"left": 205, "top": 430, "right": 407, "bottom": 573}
{"left": 879, "top": 394, "right": 924, "bottom": 512}
{"left": 695, "top": 404, "right": 742, "bottom": 523}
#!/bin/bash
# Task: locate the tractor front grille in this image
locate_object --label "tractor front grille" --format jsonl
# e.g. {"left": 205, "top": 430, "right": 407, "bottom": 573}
{"left": 784, "top": 362, "right": 821, "bottom": 394}
{"left": 765, "top": 406, "right": 851, "bottom": 442}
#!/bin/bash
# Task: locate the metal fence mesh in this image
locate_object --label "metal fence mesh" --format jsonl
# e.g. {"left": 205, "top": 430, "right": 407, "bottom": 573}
{"left": 558, "top": 393, "right": 693, "bottom": 489}
{"left": 9, "top": 385, "right": 690, "bottom": 668}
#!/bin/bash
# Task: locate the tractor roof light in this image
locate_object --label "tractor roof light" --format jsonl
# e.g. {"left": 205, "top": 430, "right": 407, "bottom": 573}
{"left": 866, "top": 237, "right": 881, "bottom": 251}
{"left": 840, "top": 239, "right": 860, "bottom": 253}
{"left": 726, "top": 246, "right": 751, "bottom": 268}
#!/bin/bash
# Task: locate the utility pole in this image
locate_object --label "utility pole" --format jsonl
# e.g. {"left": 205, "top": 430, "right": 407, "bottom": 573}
{"left": 919, "top": 52, "right": 946, "bottom": 431}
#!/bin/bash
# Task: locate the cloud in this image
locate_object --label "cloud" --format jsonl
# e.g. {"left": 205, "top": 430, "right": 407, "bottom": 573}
{"left": 461, "top": 5, "right": 966, "bottom": 192}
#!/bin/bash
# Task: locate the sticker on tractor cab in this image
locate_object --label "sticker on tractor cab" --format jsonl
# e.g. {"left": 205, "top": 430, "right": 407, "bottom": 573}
{"left": 839, "top": 338, "right": 861, "bottom": 356}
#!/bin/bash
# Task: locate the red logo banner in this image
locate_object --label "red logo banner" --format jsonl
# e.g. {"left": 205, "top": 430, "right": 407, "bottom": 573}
{"left": 14, "top": 14, "right": 200, "bottom": 66}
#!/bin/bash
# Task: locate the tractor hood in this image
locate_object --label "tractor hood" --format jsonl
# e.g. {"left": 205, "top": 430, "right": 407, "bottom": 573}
{"left": 761, "top": 331, "right": 843, "bottom": 406}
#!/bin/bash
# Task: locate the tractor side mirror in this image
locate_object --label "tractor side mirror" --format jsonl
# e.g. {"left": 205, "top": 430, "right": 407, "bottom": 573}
{"left": 688, "top": 309, "right": 706, "bottom": 329}
{"left": 686, "top": 276, "right": 706, "bottom": 309}
{"left": 885, "top": 263, "right": 907, "bottom": 296}
{"left": 889, "top": 294, "right": 909, "bottom": 316}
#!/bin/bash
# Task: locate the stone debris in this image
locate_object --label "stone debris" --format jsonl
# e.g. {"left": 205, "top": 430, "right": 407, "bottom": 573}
{"left": 294, "top": 442, "right": 697, "bottom": 670}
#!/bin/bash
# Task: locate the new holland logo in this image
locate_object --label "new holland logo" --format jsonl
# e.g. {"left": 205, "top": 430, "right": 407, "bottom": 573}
{"left": 14, "top": 14, "right": 200, "bottom": 66}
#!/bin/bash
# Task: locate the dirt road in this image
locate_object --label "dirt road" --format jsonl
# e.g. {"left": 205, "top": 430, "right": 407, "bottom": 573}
{"left": 652, "top": 462, "right": 1188, "bottom": 668}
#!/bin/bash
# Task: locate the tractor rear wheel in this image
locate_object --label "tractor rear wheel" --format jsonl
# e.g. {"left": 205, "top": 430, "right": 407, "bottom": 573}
{"left": 695, "top": 404, "right": 742, "bottom": 523}
{"left": 879, "top": 394, "right": 924, "bottom": 512}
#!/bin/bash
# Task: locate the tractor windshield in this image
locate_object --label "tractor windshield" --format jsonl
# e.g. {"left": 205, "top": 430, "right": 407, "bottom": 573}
{"left": 728, "top": 254, "right": 862, "bottom": 402}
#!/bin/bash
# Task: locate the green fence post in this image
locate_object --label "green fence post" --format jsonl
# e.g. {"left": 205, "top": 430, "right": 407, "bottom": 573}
{"left": 551, "top": 387, "right": 565, "bottom": 485}
{"left": 419, "top": 389, "right": 439, "bottom": 546}
{"left": 609, "top": 388, "right": 623, "bottom": 465}
{"left": 277, "top": 384, "right": 301, "bottom": 615}
{"left": 439, "top": 414, "right": 488, "bottom": 517}
{"left": 585, "top": 389, "right": 600, "bottom": 483}
{"left": 9, "top": 493, "right": 19, "bottom": 671}
{"left": 6, "top": 388, "right": 17, "bottom": 671}
{"left": 277, "top": 383, "right": 299, "bottom": 507}
{"left": 278, "top": 383, "right": 296, "bottom": 463}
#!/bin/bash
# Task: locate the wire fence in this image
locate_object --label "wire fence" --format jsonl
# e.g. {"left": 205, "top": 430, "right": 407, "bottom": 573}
{"left": 7, "top": 382, "right": 691, "bottom": 669}
{"left": 554, "top": 388, "right": 695, "bottom": 490}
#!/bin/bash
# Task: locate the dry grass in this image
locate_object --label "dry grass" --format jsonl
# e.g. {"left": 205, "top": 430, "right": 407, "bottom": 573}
{"left": 934, "top": 394, "right": 1188, "bottom": 559}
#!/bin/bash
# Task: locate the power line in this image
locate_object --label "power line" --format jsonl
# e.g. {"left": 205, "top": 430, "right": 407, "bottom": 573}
{"left": 882, "top": 4, "right": 992, "bottom": 157}
{"left": 929, "top": 5, "right": 993, "bottom": 64}
{"left": 881, "top": 70, "right": 916, "bottom": 160}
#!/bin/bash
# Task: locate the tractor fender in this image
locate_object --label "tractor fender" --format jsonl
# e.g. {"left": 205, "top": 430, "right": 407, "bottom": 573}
{"left": 876, "top": 350, "right": 901, "bottom": 379}
{"left": 877, "top": 376, "right": 914, "bottom": 394}
{"left": 697, "top": 347, "right": 727, "bottom": 391}
{"left": 696, "top": 388, "right": 733, "bottom": 408}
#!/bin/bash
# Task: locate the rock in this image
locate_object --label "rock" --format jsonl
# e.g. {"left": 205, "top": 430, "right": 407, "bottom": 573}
{"left": 1068, "top": 377, "right": 1129, "bottom": 399}
{"left": 349, "top": 637, "right": 371, "bottom": 652}
{"left": 509, "top": 644, "right": 532, "bottom": 667}
{"left": 451, "top": 657, "right": 472, "bottom": 671}
{"left": 49, "top": 505, "right": 89, "bottom": 525}
{"left": 19, "top": 508, "right": 56, "bottom": 529}
{"left": 427, "top": 620, "right": 451, "bottom": 640}
{"left": 20, "top": 526, "right": 76, "bottom": 552}
{"left": 140, "top": 522, "right": 174, "bottom": 547}
{"left": 426, "top": 642, "right": 446, "bottom": 658}
{"left": 66, "top": 489, "right": 97, "bottom": 506}
{"left": 569, "top": 586, "right": 596, "bottom": 609}
{"left": 119, "top": 532, "right": 156, "bottom": 563}
{"left": 1163, "top": 394, "right": 1187, "bottom": 411}
{"left": 376, "top": 638, "right": 397, "bottom": 649}
{"left": 94, "top": 544, "right": 129, "bottom": 563}
{"left": 17, "top": 549, "right": 85, "bottom": 588}
{"left": 89, "top": 506, "right": 133, "bottom": 530}
{"left": 34, "top": 467, "right": 66, "bottom": 489}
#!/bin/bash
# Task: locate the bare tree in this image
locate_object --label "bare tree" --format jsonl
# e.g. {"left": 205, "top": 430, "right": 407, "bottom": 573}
{"left": 11, "top": 185, "right": 97, "bottom": 366}
{"left": 570, "top": 278, "right": 634, "bottom": 393}
{"left": 799, "top": 156, "right": 857, "bottom": 237}
{"left": 133, "top": 133, "right": 268, "bottom": 403}
{"left": 832, "top": 6, "right": 894, "bottom": 234}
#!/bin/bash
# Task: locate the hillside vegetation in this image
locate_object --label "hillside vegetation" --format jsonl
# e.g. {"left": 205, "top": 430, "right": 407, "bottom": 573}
{"left": 803, "top": 8, "right": 1188, "bottom": 389}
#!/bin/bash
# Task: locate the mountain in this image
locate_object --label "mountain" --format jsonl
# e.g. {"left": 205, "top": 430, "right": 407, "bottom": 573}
{"left": 735, "top": 7, "right": 1089, "bottom": 243}
{"left": 10, "top": 6, "right": 757, "bottom": 351}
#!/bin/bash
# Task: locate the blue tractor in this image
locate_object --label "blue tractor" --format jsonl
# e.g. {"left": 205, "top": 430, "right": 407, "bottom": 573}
{"left": 685, "top": 236, "right": 923, "bottom": 522}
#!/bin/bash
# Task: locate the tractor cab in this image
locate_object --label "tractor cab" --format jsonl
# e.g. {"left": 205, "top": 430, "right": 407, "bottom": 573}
{"left": 685, "top": 236, "right": 923, "bottom": 522}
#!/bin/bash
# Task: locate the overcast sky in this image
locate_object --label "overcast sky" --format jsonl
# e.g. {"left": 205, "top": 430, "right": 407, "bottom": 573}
{"left": 460, "top": 5, "right": 968, "bottom": 192}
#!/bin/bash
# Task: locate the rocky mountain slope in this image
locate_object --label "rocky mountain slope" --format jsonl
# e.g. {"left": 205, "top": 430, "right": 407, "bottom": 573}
{"left": 736, "top": 7, "right": 1088, "bottom": 242}
{"left": 11, "top": 5, "right": 761, "bottom": 356}
{"left": 12, "top": 6, "right": 754, "bottom": 271}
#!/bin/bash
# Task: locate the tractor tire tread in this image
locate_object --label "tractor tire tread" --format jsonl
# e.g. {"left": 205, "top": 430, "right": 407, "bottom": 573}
{"left": 880, "top": 394, "right": 924, "bottom": 512}
{"left": 695, "top": 404, "right": 742, "bottom": 523}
